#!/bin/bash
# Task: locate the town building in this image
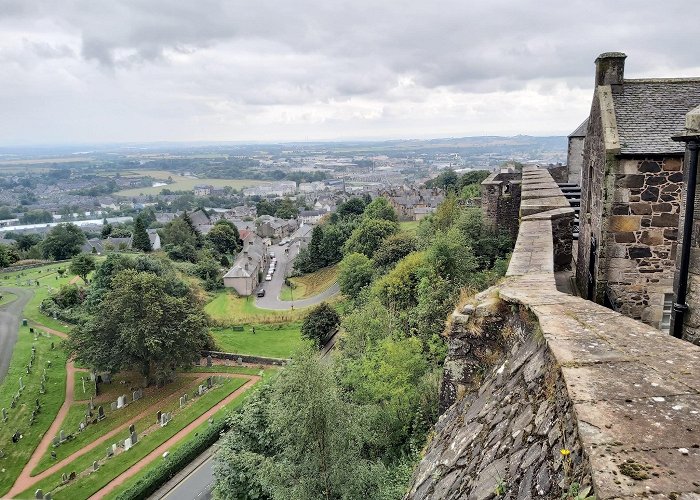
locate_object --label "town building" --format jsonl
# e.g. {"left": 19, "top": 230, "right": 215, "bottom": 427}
{"left": 193, "top": 185, "right": 214, "bottom": 196}
{"left": 81, "top": 229, "right": 161, "bottom": 254}
{"left": 576, "top": 52, "right": 700, "bottom": 330}
{"left": 223, "top": 230, "right": 268, "bottom": 295}
{"left": 567, "top": 119, "right": 587, "bottom": 185}
{"left": 381, "top": 188, "right": 445, "bottom": 221}
{"left": 255, "top": 215, "right": 299, "bottom": 242}
{"left": 298, "top": 210, "right": 326, "bottom": 225}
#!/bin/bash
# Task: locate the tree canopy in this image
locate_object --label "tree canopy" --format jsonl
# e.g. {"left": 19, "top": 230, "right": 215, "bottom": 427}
{"left": 300, "top": 302, "right": 340, "bottom": 347}
{"left": 40, "top": 223, "right": 86, "bottom": 260}
{"left": 69, "top": 253, "right": 96, "bottom": 283}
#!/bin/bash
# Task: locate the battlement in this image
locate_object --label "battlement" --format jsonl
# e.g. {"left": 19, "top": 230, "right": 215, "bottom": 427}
{"left": 406, "top": 167, "right": 700, "bottom": 499}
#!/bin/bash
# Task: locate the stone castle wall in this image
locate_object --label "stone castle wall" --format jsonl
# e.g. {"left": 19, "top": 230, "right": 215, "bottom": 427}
{"left": 407, "top": 167, "right": 700, "bottom": 500}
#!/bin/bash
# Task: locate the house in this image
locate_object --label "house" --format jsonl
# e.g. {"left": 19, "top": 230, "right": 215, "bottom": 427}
{"left": 81, "top": 229, "right": 161, "bottom": 254}
{"left": 256, "top": 215, "right": 299, "bottom": 242}
{"left": 298, "top": 210, "right": 326, "bottom": 225}
{"left": 576, "top": 52, "right": 700, "bottom": 331}
{"left": 290, "top": 224, "right": 314, "bottom": 249}
{"left": 193, "top": 185, "right": 214, "bottom": 197}
{"left": 381, "top": 187, "right": 445, "bottom": 221}
{"left": 567, "top": 119, "right": 588, "bottom": 185}
{"left": 223, "top": 231, "right": 268, "bottom": 295}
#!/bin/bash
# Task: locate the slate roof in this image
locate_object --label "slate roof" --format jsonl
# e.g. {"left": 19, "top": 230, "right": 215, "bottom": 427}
{"left": 568, "top": 118, "right": 588, "bottom": 138}
{"left": 612, "top": 79, "right": 700, "bottom": 155}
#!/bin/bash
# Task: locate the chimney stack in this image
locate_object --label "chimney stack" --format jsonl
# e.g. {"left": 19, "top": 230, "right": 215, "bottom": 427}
{"left": 595, "top": 52, "right": 627, "bottom": 87}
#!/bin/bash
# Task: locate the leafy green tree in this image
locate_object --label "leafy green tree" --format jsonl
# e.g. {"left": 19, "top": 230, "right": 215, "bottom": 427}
{"left": 101, "top": 221, "right": 113, "bottom": 238}
{"left": 362, "top": 197, "right": 398, "bottom": 223}
{"left": 338, "top": 253, "right": 374, "bottom": 299}
{"left": 194, "top": 251, "right": 223, "bottom": 290}
{"left": 300, "top": 302, "right": 340, "bottom": 347}
{"left": 343, "top": 218, "right": 399, "bottom": 258}
{"left": 372, "top": 233, "right": 417, "bottom": 271}
{"left": 40, "top": 223, "right": 86, "bottom": 260}
{"left": 161, "top": 216, "right": 200, "bottom": 262}
{"left": 131, "top": 215, "right": 152, "bottom": 252}
{"left": 335, "top": 197, "right": 366, "bottom": 218}
{"left": 206, "top": 221, "right": 242, "bottom": 256}
{"left": 69, "top": 253, "right": 97, "bottom": 283}
{"left": 66, "top": 269, "right": 212, "bottom": 384}
{"left": 20, "top": 209, "right": 53, "bottom": 224}
{"left": 426, "top": 227, "right": 478, "bottom": 285}
{"left": 13, "top": 233, "right": 43, "bottom": 252}
{"left": 0, "top": 244, "right": 20, "bottom": 268}
{"left": 425, "top": 169, "right": 459, "bottom": 191}
{"left": 374, "top": 251, "right": 428, "bottom": 312}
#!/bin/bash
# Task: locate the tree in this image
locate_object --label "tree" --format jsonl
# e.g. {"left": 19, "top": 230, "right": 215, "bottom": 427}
{"left": 0, "top": 244, "right": 20, "bottom": 268}
{"left": 13, "top": 233, "right": 43, "bottom": 252}
{"left": 335, "top": 197, "right": 366, "bottom": 218}
{"left": 425, "top": 169, "right": 459, "bottom": 191}
{"left": 40, "top": 223, "right": 86, "bottom": 260}
{"left": 338, "top": 253, "right": 374, "bottom": 299}
{"left": 66, "top": 269, "right": 212, "bottom": 384}
{"left": 343, "top": 218, "right": 399, "bottom": 258}
{"left": 131, "top": 216, "right": 152, "bottom": 252}
{"left": 206, "top": 221, "right": 242, "bottom": 256}
{"left": 372, "top": 233, "right": 417, "bottom": 271}
{"left": 300, "top": 302, "right": 340, "bottom": 347}
{"left": 362, "top": 197, "right": 398, "bottom": 223}
{"left": 20, "top": 209, "right": 53, "bottom": 224}
{"left": 69, "top": 253, "right": 96, "bottom": 283}
{"left": 426, "top": 227, "right": 478, "bottom": 285}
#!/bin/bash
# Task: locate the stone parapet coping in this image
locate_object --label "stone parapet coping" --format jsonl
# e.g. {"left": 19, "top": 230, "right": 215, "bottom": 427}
{"left": 502, "top": 167, "right": 700, "bottom": 498}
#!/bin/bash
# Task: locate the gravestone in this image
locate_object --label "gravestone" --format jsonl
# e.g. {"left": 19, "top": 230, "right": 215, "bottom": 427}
{"left": 52, "top": 436, "right": 59, "bottom": 447}
{"left": 69, "top": 471, "right": 76, "bottom": 480}
{"left": 82, "top": 378, "right": 86, "bottom": 394}
{"left": 97, "top": 405, "right": 105, "bottom": 421}
{"left": 112, "top": 443, "right": 117, "bottom": 454}
{"left": 79, "top": 422, "right": 85, "bottom": 432}
{"left": 19, "top": 377, "right": 24, "bottom": 391}
{"left": 59, "top": 430, "right": 65, "bottom": 442}
{"left": 207, "top": 354, "right": 213, "bottom": 367}
{"left": 179, "top": 396, "right": 185, "bottom": 408}
{"left": 106, "top": 446, "right": 113, "bottom": 458}
{"left": 35, "top": 489, "right": 43, "bottom": 499}
{"left": 237, "top": 357, "right": 243, "bottom": 365}
{"left": 61, "top": 473, "right": 67, "bottom": 483}
{"left": 35, "top": 398, "right": 40, "bottom": 409}
{"left": 207, "top": 377, "right": 212, "bottom": 389}
{"left": 116, "top": 395, "right": 125, "bottom": 409}
{"left": 160, "top": 412, "right": 170, "bottom": 427}
{"left": 129, "top": 424, "right": 135, "bottom": 435}
{"left": 198, "top": 384, "right": 205, "bottom": 396}
{"left": 156, "top": 410, "right": 161, "bottom": 424}
{"left": 110, "top": 402, "right": 117, "bottom": 411}
{"left": 22, "top": 319, "right": 27, "bottom": 326}
{"left": 40, "top": 382, "right": 46, "bottom": 394}
{"left": 29, "top": 327, "right": 34, "bottom": 334}
{"left": 51, "top": 341, "right": 54, "bottom": 350}
{"left": 44, "top": 494, "right": 52, "bottom": 500}
{"left": 124, "top": 437, "right": 133, "bottom": 451}
{"left": 93, "top": 460, "right": 99, "bottom": 471}
{"left": 2, "top": 407, "right": 6, "bottom": 422}
{"left": 89, "top": 397, "right": 94, "bottom": 411}
{"left": 12, "top": 430, "right": 21, "bottom": 443}
{"left": 130, "top": 431, "right": 138, "bottom": 444}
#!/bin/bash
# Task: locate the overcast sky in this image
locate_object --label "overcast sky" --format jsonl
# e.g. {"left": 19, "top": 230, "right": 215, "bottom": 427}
{"left": 1, "top": 0, "right": 698, "bottom": 145}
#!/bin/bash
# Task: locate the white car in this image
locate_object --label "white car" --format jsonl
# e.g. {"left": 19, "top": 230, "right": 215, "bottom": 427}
{"left": 265, "top": 275, "right": 272, "bottom": 281}
{"left": 269, "top": 252, "right": 275, "bottom": 258}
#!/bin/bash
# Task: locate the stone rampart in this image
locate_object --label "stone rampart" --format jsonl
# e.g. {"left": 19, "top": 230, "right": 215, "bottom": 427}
{"left": 406, "top": 167, "right": 700, "bottom": 499}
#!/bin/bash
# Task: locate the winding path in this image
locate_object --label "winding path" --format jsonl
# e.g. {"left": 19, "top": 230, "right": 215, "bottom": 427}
{"left": 254, "top": 242, "right": 340, "bottom": 310}
{"left": 0, "top": 286, "right": 33, "bottom": 383}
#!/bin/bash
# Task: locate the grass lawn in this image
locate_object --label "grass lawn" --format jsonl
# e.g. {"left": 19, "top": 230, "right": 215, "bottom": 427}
{"left": 280, "top": 265, "right": 338, "bottom": 301}
{"left": 0, "top": 326, "right": 68, "bottom": 498}
{"left": 399, "top": 220, "right": 420, "bottom": 234}
{"left": 0, "top": 291, "right": 17, "bottom": 307}
{"left": 205, "top": 290, "right": 306, "bottom": 325}
{"left": 32, "top": 374, "right": 195, "bottom": 474}
{"left": 114, "top": 172, "right": 266, "bottom": 197}
{"left": 211, "top": 323, "right": 305, "bottom": 359}
{"left": 20, "top": 377, "right": 248, "bottom": 499}
{"left": 72, "top": 372, "right": 95, "bottom": 401}
{"left": 103, "top": 368, "right": 278, "bottom": 500}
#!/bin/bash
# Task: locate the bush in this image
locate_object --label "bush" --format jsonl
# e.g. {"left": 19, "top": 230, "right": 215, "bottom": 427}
{"left": 114, "top": 417, "right": 230, "bottom": 500}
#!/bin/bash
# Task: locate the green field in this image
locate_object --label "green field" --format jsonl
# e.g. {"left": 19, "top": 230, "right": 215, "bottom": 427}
{"left": 211, "top": 324, "right": 305, "bottom": 359}
{"left": 205, "top": 290, "right": 306, "bottom": 325}
{"left": 399, "top": 221, "right": 420, "bottom": 234}
{"left": 72, "top": 372, "right": 95, "bottom": 401}
{"left": 0, "top": 326, "right": 68, "bottom": 497}
{"left": 19, "top": 377, "right": 248, "bottom": 499}
{"left": 280, "top": 265, "right": 338, "bottom": 301}
{"left": 114, "top": 171, "right": 266, "bottom": 197}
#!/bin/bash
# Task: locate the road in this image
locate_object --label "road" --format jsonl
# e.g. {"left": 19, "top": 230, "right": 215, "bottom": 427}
{"left": 254, "top": 241, "right": 339, "bottom": 310}
{"left": 0, "top": 287, "right": 33, "bottom": 383}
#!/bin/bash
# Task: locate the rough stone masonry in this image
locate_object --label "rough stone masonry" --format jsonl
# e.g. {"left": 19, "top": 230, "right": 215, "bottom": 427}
{"left": 406, "top": 167, "right": 700, "bottom": 499}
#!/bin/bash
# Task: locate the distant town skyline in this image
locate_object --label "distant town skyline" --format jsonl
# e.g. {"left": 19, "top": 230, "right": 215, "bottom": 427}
{"left": 1, "top": 0, "right": 699, "bottom": 145}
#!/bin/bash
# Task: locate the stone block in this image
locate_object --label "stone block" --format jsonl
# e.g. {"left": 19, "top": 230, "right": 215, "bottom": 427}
{"left": 641, "top": 186, "right": 659, "bottom": 201}
{"left": 608, "top": 215, "right": 641, "bottom": 232}
{"left": 615, "top": 174, "right": 644, "bottom": 188}
{"left": 614, "top": 232, "right": 636, "bottom": 243}
{"left": 663, "top": 158, "right": 682, "bottom": 171}
{"left": 639, "top": 230, "right": 663, "bottom": 246}
{"left": 639, "top": 160, "right": 662, "bottom": 173}
{"left": 629, "top": 202, "right": 652, "bottom": 215}
{"left": 651, "top": 213, "right": 679, "bottom": 227}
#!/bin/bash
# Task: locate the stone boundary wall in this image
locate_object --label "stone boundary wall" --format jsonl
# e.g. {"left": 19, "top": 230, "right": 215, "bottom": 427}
{"left": 203, "top": 350, "right": 288, "bottom": 366}
{"left": 407, "top": 166, "right": 700, "bottom": 499}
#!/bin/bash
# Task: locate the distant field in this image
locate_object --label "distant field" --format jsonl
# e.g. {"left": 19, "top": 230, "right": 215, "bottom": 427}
{"left": 114, "top": 171, "right": 266, "bottom": 196}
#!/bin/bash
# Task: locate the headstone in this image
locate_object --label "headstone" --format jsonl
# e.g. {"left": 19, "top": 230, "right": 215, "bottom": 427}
{"left": 79, "top": 422, "right": 85, "bottom": 432}
{"left": 22, "top": 319, "right": 27, "bottom": 326}
{"left": 129, "top": 424, "right": 135, "bottom": 434}
{"left": 156, "top": 410, "right": 161, "bottom": 424}
{"left": 1, "top": 408, "right": 6, "bottom": 422}
{"left": 237, "top": 357, "right": 243, "bottom": 366}
{"left": 111, "top": 401, "right": 117, "bottom": 411}
{"left": 59, "top": 430, "right": 65, "bottom": 442}
{"left": 116, "top": 395, "right": 125, "bottom": 409}
{"left": 61, "top": 473, "right": 67, "bottom": 483}
{"left": 82, "top": 378, "right": 86, "bottom": 394}
{"left": 130, "top": 431, "right": 138, "bottom": 444}
{"left": 12, "top": 430, "right": 21, "bottom": 443}
{"left": 52, "top": 436, "right": 59, "bottom": 447}
{"left": 179, "top": 396, "right": 185, "bottom": 408}
{"left": 89, "top": 397, "right": 94, "bottom": 411}
{"left": 207, "top": 377, "right": 212, "bottom": 389}
{"left": 51, "top": 451, "right": 56, "bottom": 460}
{"left": 97, "top": 405, "right": 105, "bottom": 421}
{"left": 198, "top": 384, "right": 205, "bottom": 396}
{"left": 207, "top": 354, "right": 213, "bottom": 367}
{"left": 35, "top": 489, "right": 43, "bottom": 499}
{"left": 69, "top": 471, "right": 76, "bottom": 480}
{"left": 29, "top": 327, "right": 34, "bottom": 334}
{"left": 160, "top": 412, "right": 169, "bottom": 427}
{"left": 112, "top": 443, "right": 117, "bottom": 454}
{"left": 19, "top": 377, "right": 24, "bottom": 391}
{"left": 44, "top": 494, "right": 52, "bottom": 500}
{"left": 124, "top": 437, "right": 133, "bottom": 451}
{"left": 106, "top": 446, "right": 113, "bottom": 458}
{"left": 50, "top": 341, "right": 54, "bottom": 350}
{"left": 40, "top": 381, "right": 46, "bottom": 394}
{"left": 93, "top": 460, "right": 99, "bottom": 471}
{"left": 35, "top": 398, "right": 40, "bottom": 409}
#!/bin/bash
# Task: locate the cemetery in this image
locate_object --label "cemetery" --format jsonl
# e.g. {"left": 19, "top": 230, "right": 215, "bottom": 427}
{"left": 1, "top": 261, "right": 282, "bottom": 499}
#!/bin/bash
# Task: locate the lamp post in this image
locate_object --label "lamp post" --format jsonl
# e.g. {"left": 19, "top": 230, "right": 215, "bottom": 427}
{"left": 671, "top": 105, "right": 700, "bottom": 339}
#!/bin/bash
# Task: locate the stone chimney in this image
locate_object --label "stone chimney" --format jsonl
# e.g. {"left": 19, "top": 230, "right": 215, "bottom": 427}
{"left": 595, "top": 52, "right": 626, "bottom": 86}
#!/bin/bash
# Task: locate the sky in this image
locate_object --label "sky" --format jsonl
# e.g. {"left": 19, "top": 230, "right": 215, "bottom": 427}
{"left": 1, "top": 0, "right": 699, "bottom": 145}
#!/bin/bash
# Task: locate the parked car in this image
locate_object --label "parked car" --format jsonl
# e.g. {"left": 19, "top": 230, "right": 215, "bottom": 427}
{"left": 265, "top": 275, "right": 272, "bottom": 281}
{"left": 269, "top": 251, "right": 275, "bottom": 258}
{"left": 257, "top": 289, "right": 266, "bottom": 297}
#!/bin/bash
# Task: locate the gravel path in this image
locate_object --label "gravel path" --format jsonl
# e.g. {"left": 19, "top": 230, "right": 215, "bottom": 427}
{"left": 0, "top": 286, "right": 33, "bottom": 383}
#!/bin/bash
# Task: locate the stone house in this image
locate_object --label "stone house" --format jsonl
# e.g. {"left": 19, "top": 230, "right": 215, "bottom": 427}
{"left": 81, "top": 229, "right": 161, "bottom": 254}
{"left": 193, "top": 185, "right": 214, "bottom": 196}
{"left": 223, "top": 231, "right": 268, "bottom": 295}
{"left": 255, "top": 215, "right": 298, "bottom": 242}
{"left": 298, "top": 210, "right": 326, "bottom": 225}
{"left": 567, "top": 119, "right": 587, "bottom": 185}
{"left": 576, "top": 52, "right": 700, "bottom": 330}
{"left": 381, "top": 188, "right": 445, "bottom": 221}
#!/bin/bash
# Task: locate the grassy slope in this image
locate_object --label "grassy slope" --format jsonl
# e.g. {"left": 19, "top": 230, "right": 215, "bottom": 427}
{"left": 205, "top": 290, "right": 306, "bottom": 325}
{"left": 279, "top": 265, "right": 338, "bottom": 301}
{"left": 399, "top": 220, "right": 419, "bottom": 234}
{"left": 0, "top": 291, "right": 17, "bottom": 306}
{"left": 0, "top": 326, "right": 68, "bottom": 497}
{"left": 72, "top": 372, "right": 95, "bottom": 401}
{"left": 19, "top": 378, "right": 247, "bottom": 499}
{"left": 211, "top": 323, "right": 305, "bottom": 358}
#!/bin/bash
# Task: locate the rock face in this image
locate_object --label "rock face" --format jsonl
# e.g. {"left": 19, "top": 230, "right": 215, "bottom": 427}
{"left": 408, "top": 295, "right": 590, "bottom": 500}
